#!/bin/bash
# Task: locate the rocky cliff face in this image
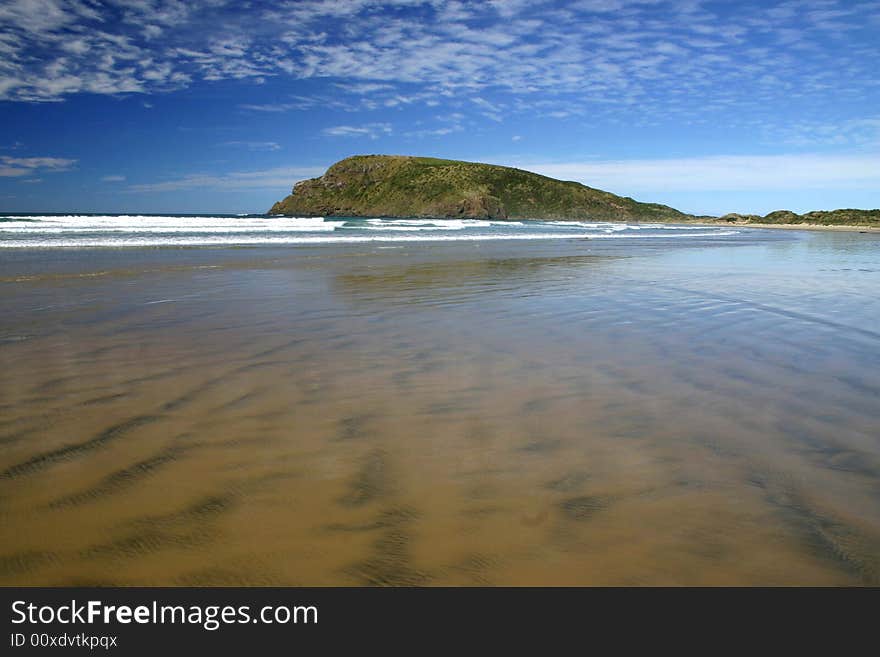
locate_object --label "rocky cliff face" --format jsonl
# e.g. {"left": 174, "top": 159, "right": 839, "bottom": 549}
{"left": 268, "top": 155, "right": 690, "bottom": 222}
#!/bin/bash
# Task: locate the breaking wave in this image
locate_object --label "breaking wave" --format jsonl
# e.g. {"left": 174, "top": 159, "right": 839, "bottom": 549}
{"left": 0, "top": 214, "right": 739, "bottom": 248}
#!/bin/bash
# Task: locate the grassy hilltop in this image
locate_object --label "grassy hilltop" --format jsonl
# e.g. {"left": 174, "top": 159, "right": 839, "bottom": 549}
{"left": 268, "top": 154, "right": 689, "bottom": 222}
{"left": 720, "top": 209, "right": 880, "bottom": 226}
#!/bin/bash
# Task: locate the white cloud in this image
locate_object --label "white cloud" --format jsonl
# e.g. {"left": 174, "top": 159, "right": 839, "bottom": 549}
{"left": 128, "top": 165, "right": 325, "bottom": 192}
{"left": 101, "top": 174, "right": 126, "bottom": 182}
{"left": 512, "top": 153, "right": 880, "bottom": 193}
{"left": 0, "top": 0, "right": 79, "bottom": 34}
{"left": 223, "top": 141, "right": 282, "bottom": 151}
{"left": 321, "top": 123, "right": 392, "bottom": 139}
{"left": 772, "top": 116, "right": 880, "bottom": 147}
{"left": 471, "top": 97, "right": 503, "bottom": 122}
{"left": 0, "top": 155, "right": 76, "bottom": 177}
{"left": 238, "top": 102, "right": 303, "bottom": 112}
{"left": 62, "top": 39, "right": 90, "bottom": 55}
{"left": 404, "top": 125, "right": 464, "bottom": 138}
{"left": 238, "top": 93, "right": 373, "bottom": 113}
{"left": 2, "top": 156, "right": 75, "bottom": 169}
{"left": 334, "top": 82, "right": 393, "bottom": 95}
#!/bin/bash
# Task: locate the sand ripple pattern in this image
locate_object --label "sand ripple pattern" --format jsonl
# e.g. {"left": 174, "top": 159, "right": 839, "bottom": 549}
{"left": 0, "top": 231, "right": 878, "bottom": 585}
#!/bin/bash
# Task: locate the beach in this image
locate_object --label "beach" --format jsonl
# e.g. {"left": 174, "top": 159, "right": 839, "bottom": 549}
{"left": 1, "top": 219, "right": 879, "bottom": 585}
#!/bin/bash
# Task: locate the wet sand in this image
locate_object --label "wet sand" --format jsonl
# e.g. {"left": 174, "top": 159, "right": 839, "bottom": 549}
{"left": 1, "top": 232, "right": 879, "bottom": 585}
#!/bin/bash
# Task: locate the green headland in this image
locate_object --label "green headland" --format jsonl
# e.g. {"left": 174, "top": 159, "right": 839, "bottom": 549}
{"left": 269, "top": 154, "right": 879, "bottom": 227}
{"left": 268, "top": 154, "right": 688, "bottom": 222}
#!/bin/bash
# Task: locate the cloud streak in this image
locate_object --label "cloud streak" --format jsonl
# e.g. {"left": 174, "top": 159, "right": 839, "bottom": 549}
{"left": 321, "top": 123, "right": 392, "bottom": 139}
{"left": 223, "top": 141, "right": 282, "bottom": 151}
{"left": 0, "top": 155, "right": 76, "bottom": 177}
{"left": 127, "top": 165, "right": 324, "bottom": 193}
{"left": 515, "top": 153, "right": 880, "bottom": 193}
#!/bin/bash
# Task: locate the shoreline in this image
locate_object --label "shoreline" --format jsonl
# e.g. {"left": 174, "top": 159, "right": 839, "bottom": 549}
{"left": 719, "top": 222, "right": 880, "bottom": 233}
{"left": 666, "top": 219, "right": 880, "bottom": 233}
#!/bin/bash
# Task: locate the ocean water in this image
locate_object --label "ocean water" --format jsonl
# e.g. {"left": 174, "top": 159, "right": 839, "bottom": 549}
{"left": 0, "top": 213, "right": 738, "bottom": 248}
{"left": 0, "top": 216, "right": 879, "bottom": 585}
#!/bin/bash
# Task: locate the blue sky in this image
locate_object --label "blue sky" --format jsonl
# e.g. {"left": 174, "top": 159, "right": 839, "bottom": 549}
{"left": 1, "top": 0, "right": 878, "bottom": 215}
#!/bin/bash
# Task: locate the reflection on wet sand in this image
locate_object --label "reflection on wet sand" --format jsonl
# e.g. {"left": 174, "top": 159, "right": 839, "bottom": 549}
{"left": 0, "top": 235, "right": 879, "bottom": 585}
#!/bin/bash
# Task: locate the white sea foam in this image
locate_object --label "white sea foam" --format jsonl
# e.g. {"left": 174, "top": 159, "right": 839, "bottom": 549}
{"left": 0, "top": 216, "right": 336, "bottom": 233}
{"left": 361, "top": 218, "right": 493, "bottom": 230}
{"left": 588, "top": 231, "right": 739, "bottom": 238}
{"left": 0, "top": 225, "right": 338, "bottom": 233}
{"left": 641, "top": 224, "right": 717, "bottom": 230}
{"left": 355, "top": 224, "right": 478, "bottom": 231}
{"left": 542, "top": 221, "right": 633, "bottom": 230}
{"left": 0, "top": 214, "right": 739, "bottom": 248}
{"left": 540, "top": 221, "right": 713, "bottom": 231}
{"left": 355, "top": 226, "right": 458, "bottom": 231}
{"left": 0, "top": 230, "right": 739, "bottom": 248}
{"left": 0, "top": 215, "right": 329, "bottom": 225}
{"left": 364, "top": 219, "right": 438, "bottom": 225}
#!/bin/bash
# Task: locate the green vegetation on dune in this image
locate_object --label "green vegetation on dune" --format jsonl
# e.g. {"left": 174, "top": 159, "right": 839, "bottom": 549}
{"left": 720, "top": 209, "right": 880, "bottom": 226}
{"left": 268, "top": 154, "right": 689, "bottom": 222}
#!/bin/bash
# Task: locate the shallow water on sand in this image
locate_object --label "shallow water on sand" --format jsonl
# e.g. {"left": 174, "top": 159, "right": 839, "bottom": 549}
{"left": 1, "top": 230, "right": 879, "bottom": 585}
